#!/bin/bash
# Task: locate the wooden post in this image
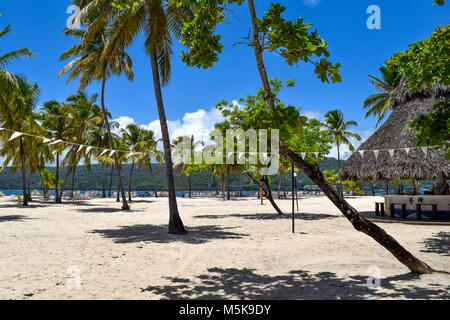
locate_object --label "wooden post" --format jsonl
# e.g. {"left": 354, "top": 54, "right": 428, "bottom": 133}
{"left": 260, "top": 181, "right": 263, "bottom": 205}
{"left": 292, "top": 162, "right": 295, "bottom": 233}
{"left": 401, "top": 204, "right": 406, "bottom": 219}
{"left": 431, "top": 204, "right": 438, "bottom": 220}
{"left": 380, "top": 203, "right": 385, "bottom": 216}
{"left": 375, "top": 203, "right": 380, "bottom": 216}
{"left": 223, "top": 182, "right": 225, "bottom": 201}
{"left": 389, "top": 203, "right": 395, "bottom": 218}
{"left": 416, "top": 204, "right": 422, "bottom": 220}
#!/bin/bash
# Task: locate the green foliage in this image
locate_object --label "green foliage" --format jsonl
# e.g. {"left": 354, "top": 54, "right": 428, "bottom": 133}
{"left": 323, "top": 169, "right": 339, "bottom": 186}
{"left": 342, "top": 180, "right": 364, "bottom": 196}
{"left": 433, "top": 0, "right": 445, "bottom": 5}
{"left": 41, "top": 168, "right": 63, "bottom": 189}
{"left": 385, "top": 25, "right": 449, "bottom": 92}
{"left": 407, "top": 100, "right": 450, "bottom": 159}
{"left": 216, "top": 79, "right": 307, "bottom": 141}
{"left": 111, "top": 0, "right": 139, "bottom": 10}
{"left": 257, "top": 3, "right": 341, "bottom": 83}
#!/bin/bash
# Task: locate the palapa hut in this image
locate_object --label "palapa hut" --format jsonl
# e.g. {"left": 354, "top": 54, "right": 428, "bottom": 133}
{"left": 341, "top": 82, "right": 450, "bottom": 184}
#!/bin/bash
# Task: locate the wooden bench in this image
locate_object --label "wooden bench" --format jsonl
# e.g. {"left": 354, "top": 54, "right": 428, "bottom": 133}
{"left": 375, "top": 202, "right": 385, "bottom": 217}
{"left": 415, "top": 203, "right": 438, "bottom": 220}
{"left": 388, "top": 203, "right": 438, "bottom": 220}
{"left": 389, "top": 203, "right": 407, "bottom": 218}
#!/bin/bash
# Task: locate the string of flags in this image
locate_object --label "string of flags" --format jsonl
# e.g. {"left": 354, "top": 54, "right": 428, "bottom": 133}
{"left": 0, "top": 127, "right": 441, "bottom": 161}
{"left": 344, "top": 146, "right": 439, "bottom": 160}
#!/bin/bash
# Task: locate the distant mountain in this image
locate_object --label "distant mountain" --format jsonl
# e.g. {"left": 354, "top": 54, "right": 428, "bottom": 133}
{"left": 0, "top": 158, "right": 344, "bottom": 191}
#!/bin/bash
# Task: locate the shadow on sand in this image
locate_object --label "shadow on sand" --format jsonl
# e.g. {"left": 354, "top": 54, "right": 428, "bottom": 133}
{"left": 0, "top": 215, "right": 31, "bottom": 222}
{"left": 421, "top": 232, "right": 450, "bottom": 257}
{"left": 140, "top": 268, "right": 449, "bottom": 300}
{"left": 194, "top": 212, "right": 338, "bottom": 221}
{"left": 90, "top": 224, "right": 248, "bottom": 244}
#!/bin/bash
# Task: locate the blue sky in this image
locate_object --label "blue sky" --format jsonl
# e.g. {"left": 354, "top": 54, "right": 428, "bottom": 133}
{"left": 1, "top": 0, "right": 449, "bottom": 157}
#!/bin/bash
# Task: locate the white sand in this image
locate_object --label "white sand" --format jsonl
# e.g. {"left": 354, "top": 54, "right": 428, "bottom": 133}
{"left": 0, "top": 195, "right": 448, "bottom": 300}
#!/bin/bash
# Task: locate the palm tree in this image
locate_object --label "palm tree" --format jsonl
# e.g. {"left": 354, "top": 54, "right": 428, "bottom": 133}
{"left": 0, "top": 76, "right": 40, "bottom": 206}
{"left": 79, "top": 0, "right": 190, "bottom": 233}
{"left": 40, "top": 101, "right": 70, "bottom": 203}
{"left": 121, "top": 123, "right": 143, "bottom": 202}
{"left": 0, "top": 26, "right": 33, "bottom": 91}
{"left": 86, "top": 124, "right": 111, "bottom": 198}
{"left": 58, "top": 11, "right": 133, "bottom": 210}
{"left": 58, "top": 91, "right": 103, "bottom": 201}
{"left": 324, "top": 110, "right": 361, "bottom": 195}
{"left": 363, "top": 66, "right": 401, "bottom": 127}
{"left": 136, "top": 129, "right": 162, "bottom": 198}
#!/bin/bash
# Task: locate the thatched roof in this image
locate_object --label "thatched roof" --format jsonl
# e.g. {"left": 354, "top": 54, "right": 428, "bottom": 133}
{"left": 340, "top": 82, "right": 450, "bottom": 181}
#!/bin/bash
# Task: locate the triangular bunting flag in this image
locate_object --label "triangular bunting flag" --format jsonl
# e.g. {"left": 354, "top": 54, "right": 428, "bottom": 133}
{"left": 405, "top": 148, "right": 410, "bottom": 155}
{"left": 42, "top": 138, "right": 51, "bottom": 144}
{"left": 126, "top": 152, "right": 134, "bottom": 159}
{"left": 314, "top": 152, "right": 319, "bottom": 159}
{"left": 422, "top": 147, "right": 428, "bottom": 157}
{"left": 99, "top": 149, "right": 108, "bottom": 156}
{"left": 85, "top": 147, "right": 92, "bottom": 154}
{"left": 373, "top": 150, "right": 380, "bottom": 160}
{"left": 109, "top": 150, "right": 116, "bottom": 157}
{"left": 227, "top": 152, "right": 233, "bottom": 158}
{"left": 77, "top": 146, "right": 84, "bottom": 153}
{"left": 238, "top": 152, "right": 245, "bottom": 159}
{"left": 49, "top": 139, "right": 62, "bottom": 145}
{"left": 359, "top": 150, "right": 364, "bottom": 158}
{"left": 0, "top": 128, "right": 3, "bottom": 131}
{"left": 388, "top": 149, "right": 395, "bottom": 158}
{"left": 9, "top": 132, "right": 23, "bottom": 141}
{"left": 301, "top": 153, "right": 306, "bottom": 160}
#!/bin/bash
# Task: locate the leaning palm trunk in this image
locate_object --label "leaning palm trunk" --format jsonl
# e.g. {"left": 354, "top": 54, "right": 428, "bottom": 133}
{"left": 247, "top": 0, "right": 432, "bottom": 274}
{"left": 27, "top": 161, "right": 32, "bottom": 202}
{"left": 188, "top": 176, "right": 192, "bottom": 198}
{"left": 109, "top": 165, "right": 114, "bottom": 198}
{"left": 150, "top": 51, "right": 186, "bottom": 234}
{"left": 100, "top": 74, "right": 129, "bottom": 210}
{"left": 262, "top": 176, "right": 283, "bottom": 215}
{"left": 55, "top": 153, "right": 60, "bottom": 203}
{"left": 19, "top": 138, "right": 28, "bottom": 206}
{"left": 128, "top": 160, "right": 135, "bottom": 202}
{"left": 70, "top": 164, "right": 77, "bottom": 199}
{"left": 102, "top": 163, "right": 106, "bottom": 198}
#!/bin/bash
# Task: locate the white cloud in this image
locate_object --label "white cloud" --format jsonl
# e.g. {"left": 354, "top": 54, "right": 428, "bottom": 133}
{"left": 302, "top": 110, "right": 325, "bottom": 122}
{"left": 302, "top": 0, "right": 322, "bottom": 7}
{"left": 113, "top": 107, "right": 225, "bottom": 150}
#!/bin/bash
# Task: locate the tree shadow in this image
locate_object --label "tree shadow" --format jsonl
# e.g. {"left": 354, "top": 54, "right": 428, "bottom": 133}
{"left": 421, "top": 232, "right": 450, "bottom": 257}
{"left": 140, "top": 268, "right": 449, "bottom": 300}
{"left": 0, "top": 215, "right": 30, "bottom": 222}
{"left": 77, "top": 207, "right": 140, "bottom": 213}
{"left": 194, "top": 212, "right": 338, "bottom": 221}
{"left": 0, "top": 203, "right": 46, "bottom": 209}
{"left": 90, "top": 225, "right": 248, "bottom": 244}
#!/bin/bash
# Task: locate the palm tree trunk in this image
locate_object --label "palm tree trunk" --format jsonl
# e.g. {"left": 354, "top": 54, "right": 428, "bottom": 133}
{"left": 412, "top": 179, "right": 417, "bottom": 195}
{"left": 212, "top": 174, "right": 218, "bottom": 196}
{"left": 150, "top": 51, "right": 186, "bottom": 234}
{"left": 247, "top": 0, "right": 432, "bottom": 274}
{"left": 337, "top": 144, "right": 343, "bottom": 197}
{"left": 55, "top": 153, "right": 60, "bottom": 203}
{"left": 128, "top": 160, "right": 135, "bottom": 202}
{"left": 180, "top": 168, "right": 184, "bottom": 198}
{"left": 278, "top": 172, "right": 283, "bottom": 199}
{"left": 70, "top": 163, "right": 77, "bottom": 199}
{"left": 27, "top": 161, "right": 32, "bottom": 202}
{"left": 102, "top": 163, "right": 106, "bottom": 198}
{"left": 147, "top": 164, "right": 158, "bottom": 197}
{"left": 262, "top": 176, "right": 283, "bottom": 215}
{"left": 282, "top": 175, "right": 286, "bottom": 198}
{"left": 109, "top": 165, "right": 114, "bottom": 198}
{"left": 188, "top": 175, "right": 192, "bottom": 198}
{"left": 239, "top": 173, "right": 242, "bottom": 197}
{"left": 19, "top": 138, "right": 28, "bottom": 206}
{"left": 101, "top": 73, "right": 130, "bottom": 210}
{"left": 226, "top": 168, "right": 231, "bottom": 200}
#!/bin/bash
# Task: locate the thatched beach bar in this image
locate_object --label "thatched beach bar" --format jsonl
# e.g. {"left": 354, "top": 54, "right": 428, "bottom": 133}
{"left": 341, "top": 83, "right": 450, "bottom": 220}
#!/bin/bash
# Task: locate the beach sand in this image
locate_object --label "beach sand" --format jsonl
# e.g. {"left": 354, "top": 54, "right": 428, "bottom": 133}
{"left": 0, "top": 195, "right": 448, "bottom": 300}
